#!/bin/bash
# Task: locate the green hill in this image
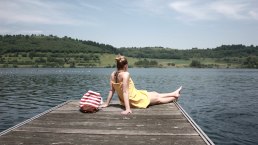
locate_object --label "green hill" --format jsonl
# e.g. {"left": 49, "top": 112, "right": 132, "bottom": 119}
{"left": 0, "top": 34, "right": 117, "bottom": 54}
{"left": 0, "top": 34, "right": 118, "bottom": 68}
{"left": 0, "top": 34, "right": 257, "bottom": 68}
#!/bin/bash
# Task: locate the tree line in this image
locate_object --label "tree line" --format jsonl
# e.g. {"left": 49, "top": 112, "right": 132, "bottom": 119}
{"left": 0, "top": 34, "right": 117, "bottom": 54}
{"left": 0, "top": 34, "right": 257, "bottom": 68}
{"left": 119, "top": 45, "right": 258, "bottom": 59}
{"left": 119, "top": 45, "right": 258, "bottom": 68}
{"left": 134, "top": 59, "right": 159, "bottom": 67}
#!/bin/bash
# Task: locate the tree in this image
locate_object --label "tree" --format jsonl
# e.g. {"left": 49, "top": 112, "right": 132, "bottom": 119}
{"left": 243, "top": 56, "right": 258, "bottom": 68}
{"left": 190, "top": 60, "right": 202, "bottom": 68}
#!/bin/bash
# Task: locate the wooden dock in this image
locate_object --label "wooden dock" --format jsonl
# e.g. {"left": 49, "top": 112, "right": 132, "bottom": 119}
{"left": 0, "top": 100, "right": 214, "bottom": 145}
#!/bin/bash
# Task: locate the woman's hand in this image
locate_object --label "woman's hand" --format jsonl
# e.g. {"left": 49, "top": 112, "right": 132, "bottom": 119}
{"left": 100, "top": 102, "right": 109, "bottom": 108}
{"left": 121, "top": 109, "right": 132, "bottom": 115}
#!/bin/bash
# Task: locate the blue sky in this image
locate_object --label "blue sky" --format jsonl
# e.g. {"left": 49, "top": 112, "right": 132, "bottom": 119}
{"left": 0, "top": 0, "right": 258, "bottom": 49}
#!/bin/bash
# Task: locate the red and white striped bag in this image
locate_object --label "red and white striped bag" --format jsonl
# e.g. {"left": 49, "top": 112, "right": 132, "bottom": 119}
{"left": 79, "top": 90, "right": 103, "bottom": 113}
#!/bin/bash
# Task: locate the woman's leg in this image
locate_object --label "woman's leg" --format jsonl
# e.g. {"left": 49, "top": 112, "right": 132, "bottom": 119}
{"left": 148, "top": 86, "right": 182, "bottom": 105}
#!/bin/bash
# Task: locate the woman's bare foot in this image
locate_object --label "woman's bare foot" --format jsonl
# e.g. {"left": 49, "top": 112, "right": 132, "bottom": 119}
{"left": 174, "top": 86, "right": 182, "bottom": 98}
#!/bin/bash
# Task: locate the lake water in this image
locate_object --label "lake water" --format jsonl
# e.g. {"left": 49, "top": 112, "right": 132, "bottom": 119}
{"left": 0, "top": 68, "right": 258, "bottom": 145}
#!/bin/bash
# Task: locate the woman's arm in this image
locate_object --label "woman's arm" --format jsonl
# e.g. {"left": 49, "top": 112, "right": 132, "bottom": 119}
{"left": 101, "top": 73, "right": 115, "bottom": 108}
{"left": 121, "top": 72, "right": 132, "bottom": 115}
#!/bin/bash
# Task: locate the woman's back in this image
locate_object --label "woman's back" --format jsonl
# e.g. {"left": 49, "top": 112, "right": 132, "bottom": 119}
{"left": 111, "top": 71, "right": 150, "bottom": 108}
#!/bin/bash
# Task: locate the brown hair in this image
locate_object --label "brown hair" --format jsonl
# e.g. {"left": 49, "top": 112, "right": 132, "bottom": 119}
{"left": 115, "top": 54, "right": 128, "bottom": 70}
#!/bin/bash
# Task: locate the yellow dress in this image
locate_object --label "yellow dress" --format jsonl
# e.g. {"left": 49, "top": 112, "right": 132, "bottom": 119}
{"left": 112, "top": 78, "right": 150, "bottom": 108}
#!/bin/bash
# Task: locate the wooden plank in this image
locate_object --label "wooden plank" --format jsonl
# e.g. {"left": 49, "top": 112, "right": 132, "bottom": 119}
{"left": 0, "top": 132, "right": 206, "bottom": 145}
{"left": 0, "top": 100, "right": 212, "bottom": 145}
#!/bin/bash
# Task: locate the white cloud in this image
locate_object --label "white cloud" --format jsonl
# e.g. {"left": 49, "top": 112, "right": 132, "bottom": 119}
{"left": 249, "top": 10, "right": 258, "bottom": 20}
{"left": 78, "top": 1, "right": 103, "bottom": 11}
{"left": 116, "top": 0, "right": 169, "bottom": 17}
{"left": 135, "top": 0, "right": 167, "bottom": 15}
{"left": 0, "top": 0, "right": 95, "bottom": 26}
{"left": 210, "top": 1, "right": 248, "bottom": 20}
{"left": 168, "top": 0, "right": 258, "bottom": 21}
{"left": 169, "top": 1, "right": 213, "bottom": 20}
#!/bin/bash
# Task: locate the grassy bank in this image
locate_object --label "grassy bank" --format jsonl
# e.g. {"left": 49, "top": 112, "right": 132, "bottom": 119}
{"left": 0, "top": 52, "right": 242, "bottom": 68}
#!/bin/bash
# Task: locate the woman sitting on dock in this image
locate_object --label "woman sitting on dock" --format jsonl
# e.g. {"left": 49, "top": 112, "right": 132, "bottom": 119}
{"left": 101, "top": 55, "right": 182, "bottom": 115}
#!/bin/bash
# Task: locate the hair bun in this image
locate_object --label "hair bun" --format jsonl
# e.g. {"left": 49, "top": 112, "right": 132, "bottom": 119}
{"left": 115, "top": 54, "right": 123, "bottom": 62}
{"left": 115, "top": 54, "right": 128, "bottom": 69}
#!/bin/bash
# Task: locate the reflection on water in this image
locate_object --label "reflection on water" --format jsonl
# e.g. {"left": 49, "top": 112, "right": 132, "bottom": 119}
{"left": 0, "top": 68, "right": 258, "bottom": 145}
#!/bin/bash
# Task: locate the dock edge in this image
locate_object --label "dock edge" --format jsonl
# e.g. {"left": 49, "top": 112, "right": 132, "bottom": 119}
{"left": 174, "top": 101, "right": 215, "bottom": 145}
{"left": 0, "top": 100, "right": 72, "bottom": 136}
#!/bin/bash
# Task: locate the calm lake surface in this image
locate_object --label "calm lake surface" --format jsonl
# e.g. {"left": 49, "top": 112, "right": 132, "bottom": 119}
{"left": 0, "top": 68, "right": 258, "bottom": 145}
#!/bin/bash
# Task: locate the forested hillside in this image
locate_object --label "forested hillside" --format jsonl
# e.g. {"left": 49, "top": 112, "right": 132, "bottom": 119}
{"left": 0, "top": 34, "right": 117, "bottom": 68}
{"left": 119, "top": 45, "right": 258, "bottom": 68}
{"left": 119, "top": 45, "right": 258, "bottom": 59}
{"left": 0, "top": 34, "right": 117, "bottom": 54}
{"left": 0, "top": 34, "right": 257, "bottom": 68}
